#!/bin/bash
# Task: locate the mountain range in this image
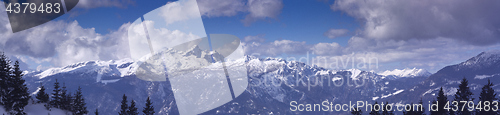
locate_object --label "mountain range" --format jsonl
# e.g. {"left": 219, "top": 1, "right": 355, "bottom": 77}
{"left": 18, "top": 47, "right": 500, "bottom": 114}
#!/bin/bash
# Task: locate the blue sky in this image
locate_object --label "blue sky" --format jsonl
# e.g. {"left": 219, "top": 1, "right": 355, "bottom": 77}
{"left": 1, "top": 0, "right": 500, "bottom": 73}
{"left": 63, "top": 0, "right": 357, "bottom": 45}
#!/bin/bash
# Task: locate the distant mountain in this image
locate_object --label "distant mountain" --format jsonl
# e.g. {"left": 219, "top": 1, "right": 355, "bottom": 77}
{"left": 379, "top": 68, "right": 431, "bottom": 78}
{"left": 387, "top": 50, "right": 500, "bottom": 105}
{"left": 21, "top": 45, "right": 440, "bottom": 114}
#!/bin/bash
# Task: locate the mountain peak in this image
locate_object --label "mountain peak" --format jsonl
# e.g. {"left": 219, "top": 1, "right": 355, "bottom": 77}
{"left": 378, "top": 68, "right": 431, "bottom": 78}
{"left": 33, "top": 58, "right": 136, "bottom": 79}
{"left": 460, "top": 50, "right": 500, "bottom": 67}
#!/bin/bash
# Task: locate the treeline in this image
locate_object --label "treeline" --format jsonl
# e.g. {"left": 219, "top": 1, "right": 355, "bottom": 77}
{"left": 352, "top": 78, "right": 499, "bottom": 115}
{"left": 0, "top": 52, "right": 156, "bottom": 115}
{"left": 0, "top": 53, "right": 30, "bottom": 115}
{"left": 34, "top": 79, "right": 88, "bottom": 115}
{"left": 429, "top": 78, "right": 499, "bottom": 115}
{"left": 0, "top": 52, "right": 89, "bottom": 115}
{"left": 117, "top": 94, "right": 155, "bottom": 115}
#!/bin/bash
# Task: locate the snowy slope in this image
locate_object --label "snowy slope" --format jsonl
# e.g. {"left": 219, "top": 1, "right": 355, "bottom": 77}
{"left": 1, "top": 104, "right": 69, "bottom": 115}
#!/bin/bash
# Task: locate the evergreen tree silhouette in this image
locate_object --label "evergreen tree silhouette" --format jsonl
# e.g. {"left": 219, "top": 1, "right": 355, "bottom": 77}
{"left": 415, "top": 99, "right": 425, "bottom": 115}
{"left": 382, "top": 101, "right": 394, "bottom": 115}
{"left": 403, "top": 102, "right": 416, "bottom": 115}
{"left": 50, "top": 79, "right": 62, "bottom": 108}
{"left": 72, "top": 86, "right": 88, "bottom": 115}
{"left": 0, "top": 55, "right": 30, "bottom": 115}
{"left": 35, "top": 83, "right": 50, "bottom": 104}
{"left": 453, "top": 77, "right": 474, "bottom": 115}
{"left": 119, "top": 94, "right": 129, "bottom": 115}
{"left": 370, "top": 101, "right": 381, "bottom": 115}
{"left": 0, "top": 53, "right": 6, "bottom": 105}
{"left": 143, "top": 96, "right": 155, "bottom": 115}
{"left": 60, "top": 83, "right": 74, "bottom": 111}
{"left": 436, "top": 87, "right": 449, "bottom": 115}
{"left": 10, "top": 60, "right": 30, "bottom": 115}
{"left": 351, "top": 107, "right": 362, "bottom": 115}
{"left": 430, "top": 100, "right": 438, "bottom": 115}
{"left": 0, "top": 53, "right": 13, "bottom": 111}
{"left": 128, "top": 99, "right": 139, "bottom": 115}
{"left": 478, "top": 79, "right": 498, "bottom": 115}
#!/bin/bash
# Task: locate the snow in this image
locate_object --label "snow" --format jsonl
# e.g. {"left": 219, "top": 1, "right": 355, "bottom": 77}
{"left": 1, "top": 104, "right": 69, "bottom": 115}
{"left": 33, "top": 58, "right": 136, "bottom": 81}
{"left": 393, "top": 89, "right": 404, "bottom": 95}
{"left": 475, "top": 75, "right": 492, "bottom": 79}
{"left": 422, "top": 88, "right": 435, "bottom": 96}
{"left": 101, "top": 79, "right": 121, "bottom": 84}
{"left": 23, "top": 50, "right": 439, "bottom": 114}
{"left": 379, "top": 68, "right": 431, "bottom": 78}
{"left": 346, "top": 69, "right": 362, "bottom": 80}
{"left": 31, "top": 87, "right": 41, "bottom": 96}
{"left": 332, "top": 77, "right": 342, "bottom": 82}
{"left": 461, "top": 50, "right": 500, "bottom": 66}
{"left": 381, "top": 90, "right": 404, "bottom": 99}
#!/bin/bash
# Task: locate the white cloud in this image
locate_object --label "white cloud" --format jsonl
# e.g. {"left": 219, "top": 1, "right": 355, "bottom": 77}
{"left": 53, "top": 21, "right": 132, "bottom": 66}
{"left": 159, "top": 0, "right": 203, "bottom": 25}
{"left": 242, "top": 0, "right": 283, "bottom": 26}
{"left": 243, "top": 34, "right": 265, "bottom": 43}
{"left": 311, "top": 42, "right": 343, "bottom": 55}
{"left": 323, "top": 29, "right": 349, "bottom": 39}
{"left": 293, "top": 0, "right": 500, "bottom": 72}
{"left": 316, "top": 37, "right": 500, "bottom": 72}
{"left": 242, "top": 35, "right": 309, "bottom": 56}
{"left": 331, "top": 0, "right": 500, "bottom": 45}
{"left": 241, "top": 33, "right": 500, "bottom": 72}
{"left": 0, "top": 0, "right": 209, "bottom": 69}
{"left": 0, "top": 4, "right": 132, "bottom": 67}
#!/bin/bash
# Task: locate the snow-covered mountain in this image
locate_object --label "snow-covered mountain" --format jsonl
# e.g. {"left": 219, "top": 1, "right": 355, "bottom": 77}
{"left": 379, "top": 68, "right": 431, "bottom": 78}
{"left": 387, "top": 50, "right": 500, "bottom": 105}
{"left": 20, "top": 45, "right": 439, "bottom": 114}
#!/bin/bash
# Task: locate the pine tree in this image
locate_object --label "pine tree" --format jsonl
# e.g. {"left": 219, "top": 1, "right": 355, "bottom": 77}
{"left": 478, "top": 79, "right": 498, "bottom": 115}
{"left": 128, "top": 99, "right": 139, "bottom": 115}
{"left": 10, "top": 60, "right": 30, "bottom": 115}
{"left": 50, "top": 79, "right": 62, "bottom": 108}
{"left": 0, "top": 53, "right": 6, "bottom": 105}
{"left": 454, "top": 77, "right": 474, "bottom": 115}
{"left": 403, "top": 102, "right": 415, "bottom": 115}
{"left": 435, "top": 87, "right": 449, "bottom": 115}
{"left": 430, "top": 100, "right": 438, "bottom": 115}
{"left": 143, "top": 97, "right": 155, "bottom": 115}
{"left": 0, "top": 53, "right": 13, "bottom": 111}
{"left": 351, "top": 107, "right": 362, "bottom": 115}
{"left": 119, "top": 94, "right": 129, "bottom": 115}
{"left": 35, "top": 83, "right": 50, "bottom": 103}
{"left": 382, "top": 101, "right": 394, "bottom": 115}
{"left": 60, "top": 83, "right": 73, "bottom": 111}
{"left": 370, "top": 101, "right": 381, "bottom": 115}
{"left": 415, "top": 99, "right": 425, "bottom": 115}
{"left": 72, "top": 86, "right": 88, "bottom": 115}
{"left": 95, "top": 109, "right": 99, "bottom": 115}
